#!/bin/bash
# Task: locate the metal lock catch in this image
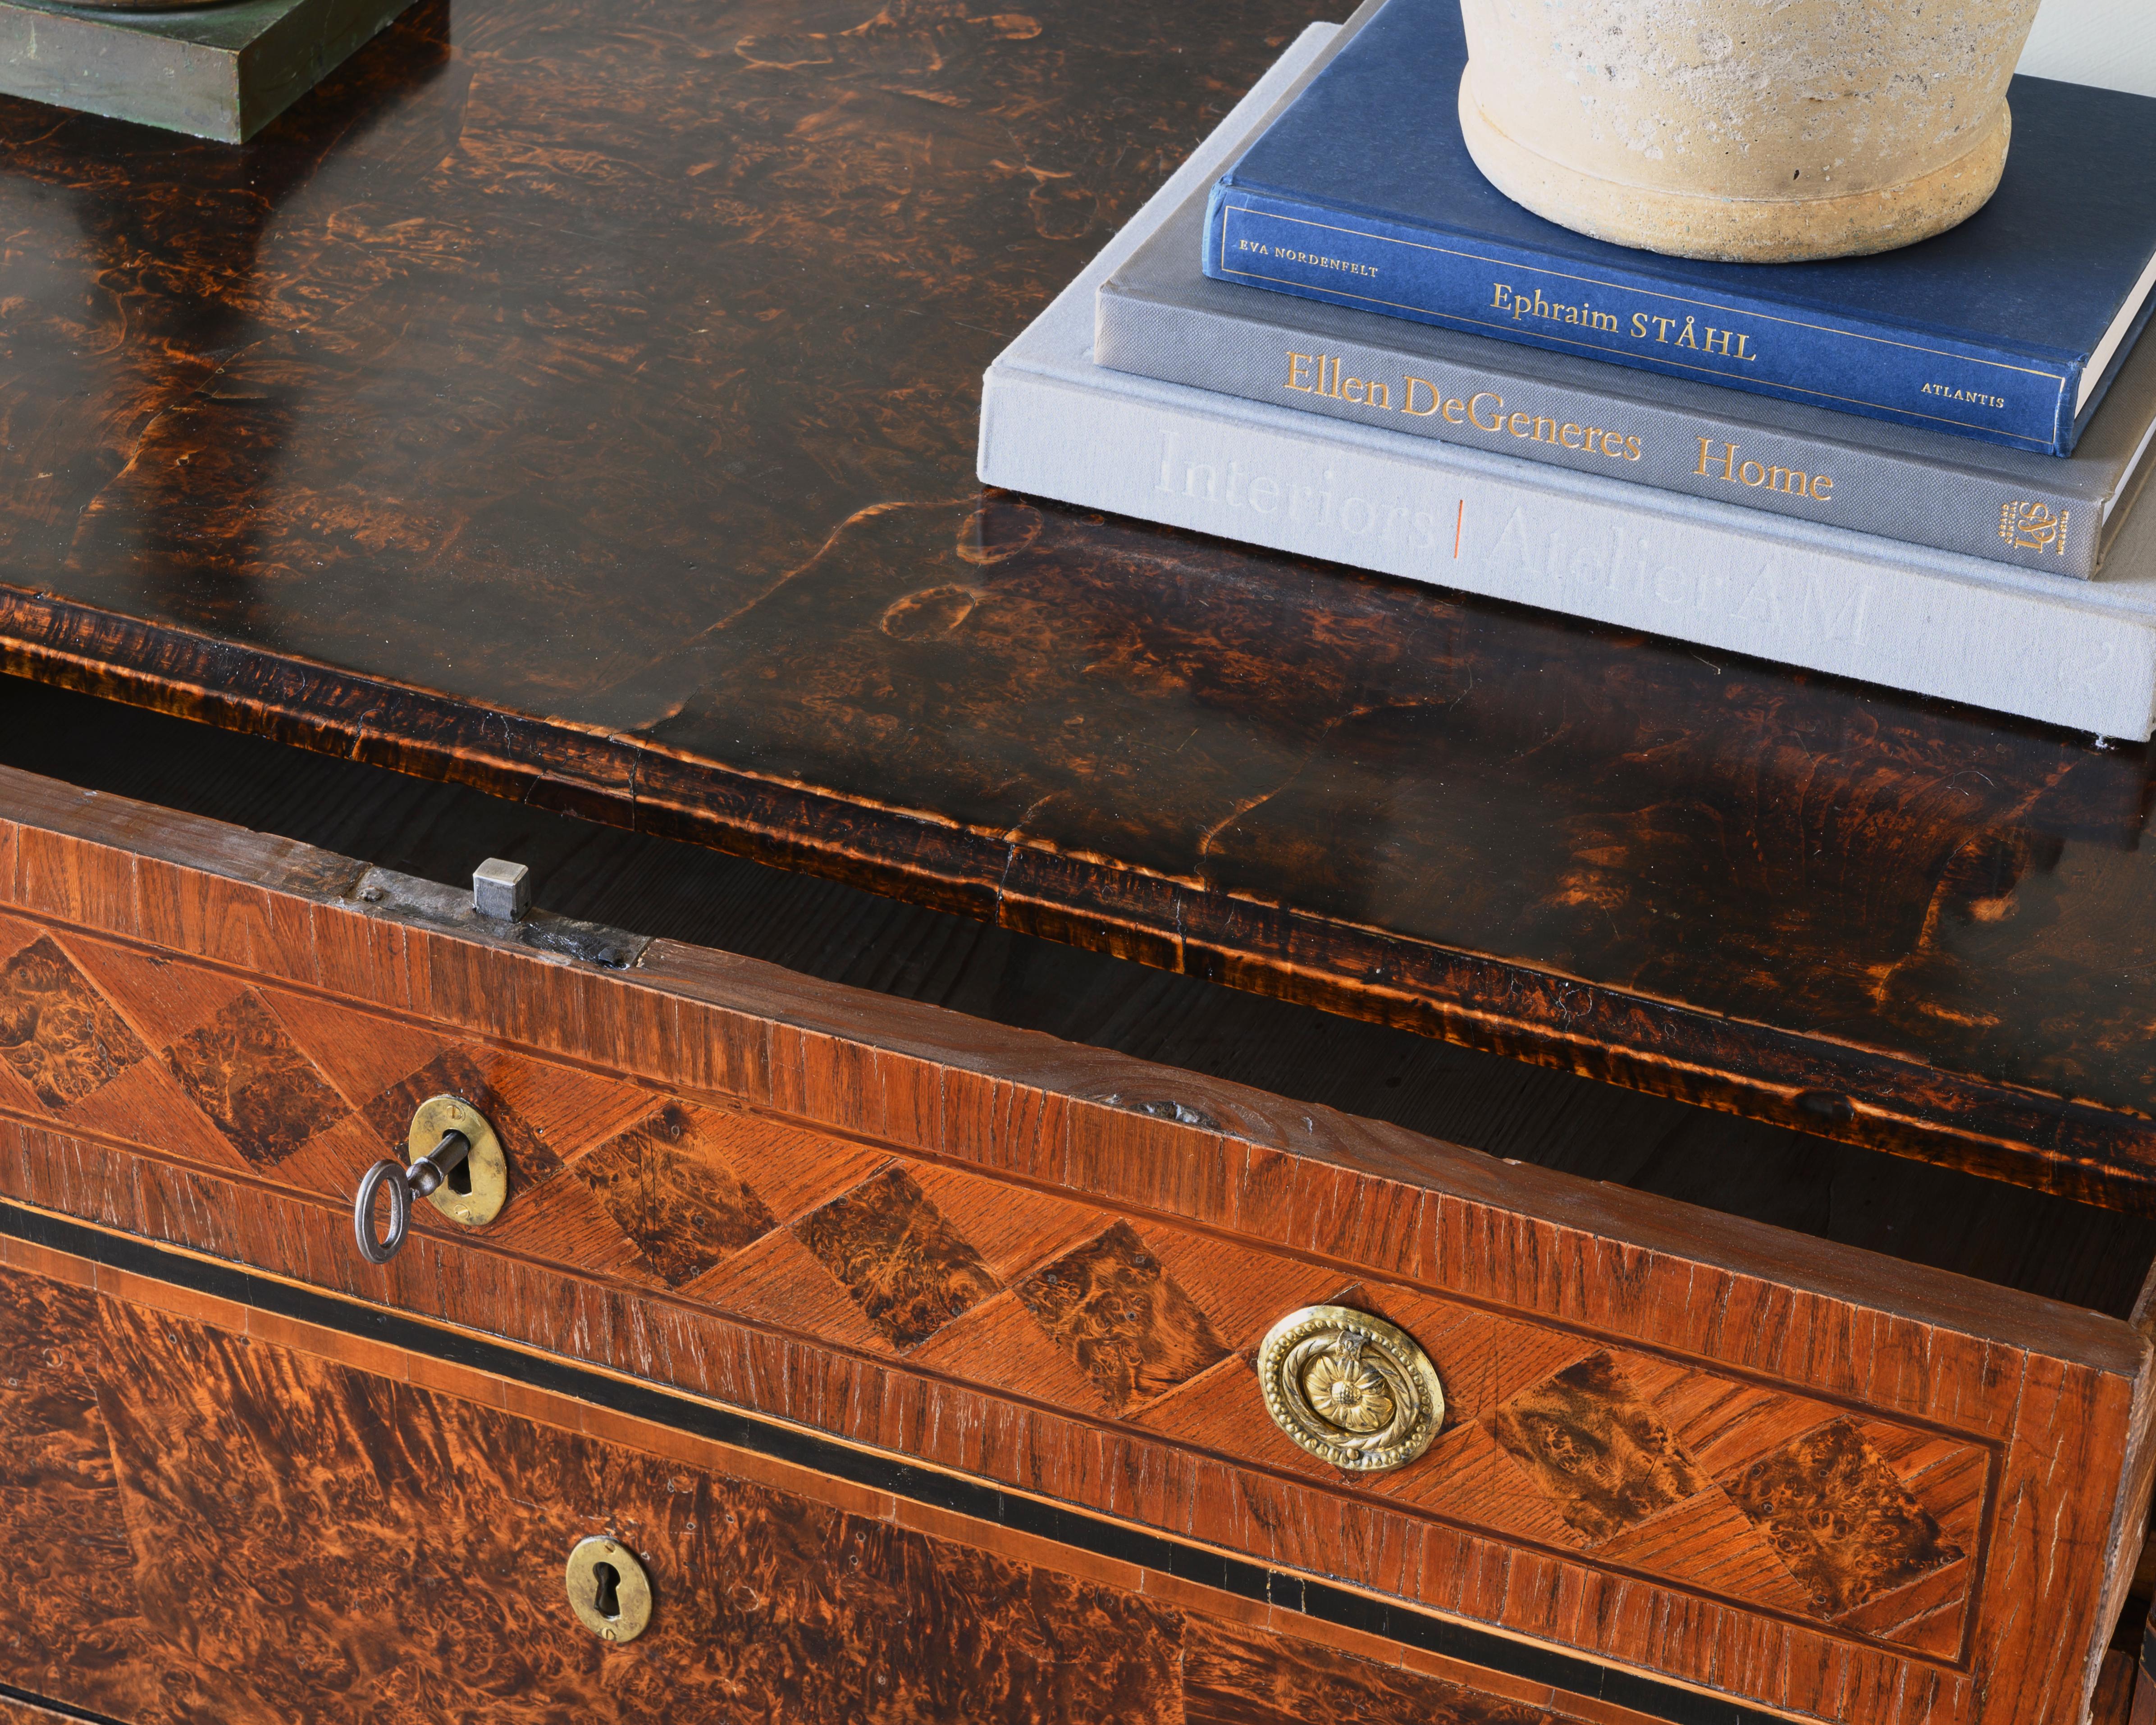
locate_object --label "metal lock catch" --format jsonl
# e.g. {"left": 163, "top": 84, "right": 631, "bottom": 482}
{"left": 566, "top": 1536, "right": 653, "bottom": 1644}
{"left": 352, "top": 1095, "right": 509, "bottom": 1265}
{"left": 472, "top": 856, "right": 530, "bottom": 921}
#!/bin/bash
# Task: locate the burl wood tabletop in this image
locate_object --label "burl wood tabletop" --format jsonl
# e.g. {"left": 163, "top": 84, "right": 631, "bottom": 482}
{"left": 0, "top": 0, "right": 2151, "bottom": 1204}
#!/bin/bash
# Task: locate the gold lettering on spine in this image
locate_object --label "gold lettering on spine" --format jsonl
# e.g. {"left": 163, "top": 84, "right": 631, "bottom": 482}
{"left": 1698, "top": 435, "right": 1834, "bottom": 501}
{"left": 1274, "top": 348, "right": 1660, "bottom": 463}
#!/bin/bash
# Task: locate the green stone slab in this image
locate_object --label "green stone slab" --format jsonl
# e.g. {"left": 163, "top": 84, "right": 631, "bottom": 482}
{"left": 0, "top": 0, "right": 418, "bottom": 142}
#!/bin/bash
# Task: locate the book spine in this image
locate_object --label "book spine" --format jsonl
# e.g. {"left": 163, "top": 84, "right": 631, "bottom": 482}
{"left": 978, "top": 360, "right": 2156, "bottom": 741}
{"left": 1202, "top": 183, "right": 2082, "bottom": 458}
{"left": 1095, "top": 286, "right": 2103, "bottom": 578}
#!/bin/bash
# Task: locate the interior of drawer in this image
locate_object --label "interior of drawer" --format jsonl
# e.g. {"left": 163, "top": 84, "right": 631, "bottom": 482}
{"left": 7, "top": 670, "right": 2155, "bottom": 1325}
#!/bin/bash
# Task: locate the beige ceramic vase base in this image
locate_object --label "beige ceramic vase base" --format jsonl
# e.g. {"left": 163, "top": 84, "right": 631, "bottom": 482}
{"left": 1458, "top": 71, "right": 2013, "bottom": 264}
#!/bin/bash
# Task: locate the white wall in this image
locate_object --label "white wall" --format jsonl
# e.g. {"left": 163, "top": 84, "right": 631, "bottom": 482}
{"left": 2018, "top": 0, "right": 2156, "bottom": 96}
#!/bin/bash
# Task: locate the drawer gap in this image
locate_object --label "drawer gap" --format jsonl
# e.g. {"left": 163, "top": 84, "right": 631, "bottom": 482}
{"left": 5, "top": 671, "right": 2153, "bottom": 1320}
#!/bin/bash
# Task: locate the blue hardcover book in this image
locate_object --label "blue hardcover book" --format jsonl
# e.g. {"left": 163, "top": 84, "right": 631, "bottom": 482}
{"left": 1200, "top": 0, "right": 2156, "bottom": 457}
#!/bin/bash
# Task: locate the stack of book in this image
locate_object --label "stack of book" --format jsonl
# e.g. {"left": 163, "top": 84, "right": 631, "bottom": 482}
{"left": 979, "top": 0, "right": 2156, "bottom": 739}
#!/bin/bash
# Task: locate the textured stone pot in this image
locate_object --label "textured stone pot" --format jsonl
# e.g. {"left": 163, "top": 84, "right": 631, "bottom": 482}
{"left": 1457, "top": 0, "right": 2047, "bottom": 263}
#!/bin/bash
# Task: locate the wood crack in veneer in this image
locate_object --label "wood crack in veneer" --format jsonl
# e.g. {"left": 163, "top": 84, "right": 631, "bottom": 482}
{"left": 0, "top": 760, "right": 2147, "bottom": 1725}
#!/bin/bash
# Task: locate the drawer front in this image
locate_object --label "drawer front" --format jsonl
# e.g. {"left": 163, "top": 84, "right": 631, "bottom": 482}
{"left": 0, "top": 764, "right": 2147, "bottom": 1725}
{"left": 0, "top": 1233, "right": 1676, "bottom": 1725}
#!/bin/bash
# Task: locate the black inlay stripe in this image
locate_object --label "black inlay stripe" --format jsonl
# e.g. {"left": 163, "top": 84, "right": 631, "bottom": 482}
{"left": 0, "top": 1203, "right": 1780, "bottom": 1725}
{"left": 0, "top": 1681, "right": 130, "bottom": 1724}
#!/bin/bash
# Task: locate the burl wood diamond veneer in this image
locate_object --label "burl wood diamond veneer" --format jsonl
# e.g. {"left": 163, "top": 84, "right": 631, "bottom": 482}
{"left": 0, "top": 760, "right": 2149, "bottom": 1725}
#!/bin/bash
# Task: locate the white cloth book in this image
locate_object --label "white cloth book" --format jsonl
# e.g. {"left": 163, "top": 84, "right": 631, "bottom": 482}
{"left": 978, "top": 23, "right": 2156, "bottom": 741}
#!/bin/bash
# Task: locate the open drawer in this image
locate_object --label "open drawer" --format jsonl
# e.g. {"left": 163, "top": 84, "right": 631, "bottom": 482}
{"left": 0, "top": 756, "right": 2151, "bottom": 1725}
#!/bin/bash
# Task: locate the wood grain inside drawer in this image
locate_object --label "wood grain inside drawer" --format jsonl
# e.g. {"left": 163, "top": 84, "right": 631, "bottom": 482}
{"left": 0, "top": 761, "right": 2148, "bottom": 1725}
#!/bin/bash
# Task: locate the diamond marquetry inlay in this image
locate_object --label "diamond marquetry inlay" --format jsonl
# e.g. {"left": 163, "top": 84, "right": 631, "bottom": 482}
{"left": 795, "top": 1166, "right": 1000, "bottom": 1350}
{"left": 0, "top": 935, "right": 146, "bottom": 1108}
{"left": 1486, "top": 1352, "right": 1706, "bottom": 1544}
{"left": 1017, "top": 1221, "right": 1231, "bottom": 1414}
{"left": 0, "top": 914, "right": 1997, "bottom": 1658}
{"left": 575, "top": 1104, "right": 775, "bottom": 1287}
{"left": 1725, "top": 1417, "right": 1964, "bottom": 1615}
{"left": 161, "top": 991, "right": 347, "bottom": 1168}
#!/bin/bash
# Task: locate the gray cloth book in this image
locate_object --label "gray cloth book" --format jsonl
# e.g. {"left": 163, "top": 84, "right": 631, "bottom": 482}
{"left": 1094, "top": 60, "right": 2156, "bottom": 582}
{"left": 979, "top": 23, "right": 2156, "bottom": 740}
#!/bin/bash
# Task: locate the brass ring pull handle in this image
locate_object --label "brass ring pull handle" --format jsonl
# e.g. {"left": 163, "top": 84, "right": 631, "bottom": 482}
{"left": 1256, "top": 1305, "right": 1445, "bottom": 1473}
{"left": 351, "top": 1095, "right": 509, "bottom": 1265}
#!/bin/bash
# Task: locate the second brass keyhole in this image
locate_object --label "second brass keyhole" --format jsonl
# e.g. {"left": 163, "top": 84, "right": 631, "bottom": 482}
{"left": 565, "top": 1536, "right": 652, "bottom": 1644}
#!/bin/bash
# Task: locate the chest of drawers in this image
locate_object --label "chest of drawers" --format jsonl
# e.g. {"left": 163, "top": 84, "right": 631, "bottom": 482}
{"left": 0, "top": 733, "right": 2151, "bottom": 1725}
{"left": 3, "top": 1, "right": 2156, "bottom": 1721}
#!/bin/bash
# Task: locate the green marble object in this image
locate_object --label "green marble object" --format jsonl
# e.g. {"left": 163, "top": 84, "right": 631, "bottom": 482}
{"left": 0, "top": 0, "right": 418, "bottom": 142}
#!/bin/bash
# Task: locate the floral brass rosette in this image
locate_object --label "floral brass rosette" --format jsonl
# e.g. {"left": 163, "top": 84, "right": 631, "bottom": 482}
{"left": 1256, "top": 1305, "right": 1443, "bottom": 1472}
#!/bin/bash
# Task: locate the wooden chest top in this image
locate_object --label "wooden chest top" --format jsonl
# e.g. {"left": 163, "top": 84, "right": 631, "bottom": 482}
{"left": 0, "top": 0, "right": 2153, "bottom": 1210}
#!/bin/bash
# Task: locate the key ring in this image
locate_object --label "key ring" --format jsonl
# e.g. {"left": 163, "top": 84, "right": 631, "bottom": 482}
{"left": 350, "top": 1095, "right": 508, "bottom": 1264}
{"left": 352, "top": 1131, "right": 468, "bottom": 1264}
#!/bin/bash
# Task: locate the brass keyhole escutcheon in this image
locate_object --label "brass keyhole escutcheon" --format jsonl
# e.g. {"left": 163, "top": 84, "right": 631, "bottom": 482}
{"left": 566, "top": 1537, "right": 653, "bottom": 1644}
{"left": 1256, "top": 1305, "right": 1444, "bottom": 1473}
{"left": 353, "top": 1095, "right": 512, "bottom": 1265}
{"left": 408, "top": 1095, "right": 507, "bottom": 1229}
